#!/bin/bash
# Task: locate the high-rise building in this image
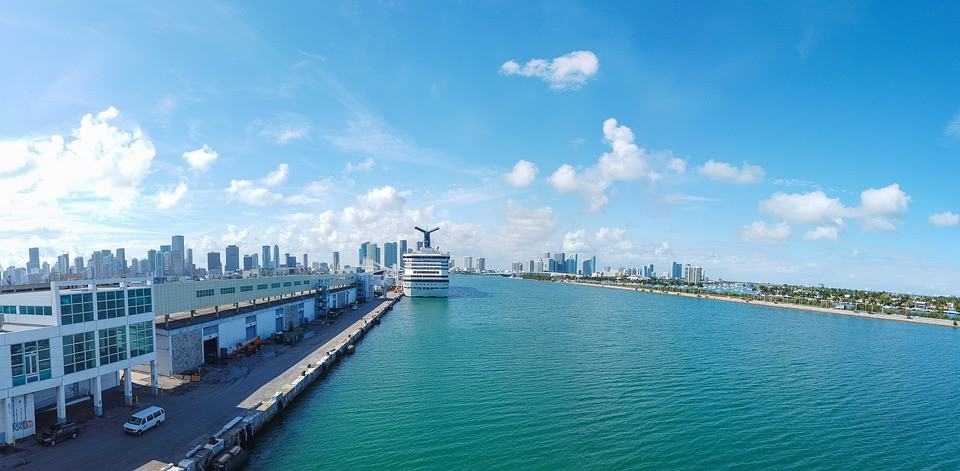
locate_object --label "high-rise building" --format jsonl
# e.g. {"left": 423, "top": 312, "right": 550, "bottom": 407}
{"left": 116, "top": 248, "right": 126, "bottom": 276}
{"left": 398, "top": 239, "right": 408, "bottom": 268}
{"left": 251, "top": 253, "right": 259, "bottom": 269}
{"left": 372, "top": 244, "right": 380, "bottom": 265}
{"left": 273, "top": 245, "right": 280, "bottom": 270}
{"left": 672, "top": 262, "right": 683, "bottom": 280}
{"left": 262, "top": 245, "right": 271, "bottom": 270}
{"left": 207, "top": 252, "right": 222, "bottom": 275}
{"left": 171, "top": 235, "right": 185, "bottom": 276}
{"left": 56, "top": 253, "right": 69, "bottom": 275}
{"left": 302, "top": 253, "right": 309, "bottom": 270}
{"left": 565, "top": 255, "right": 578, "bottom": 275}
{"left": 73, "top": 256, "right": 85, "bottom": 275}
{"left": 358, "top": 242, "right": 369, "bottom": 266}
{"left": 243, "top": 254, "right": 253, "bottom": 270}
{"left": 225, "top": 245, "right": 240, "bottom": 272}
{"left": 383, "top": 242, "right": 398, "bottom": 268}
{"left": 684, "top": 265, "right": 704, "bottom": 284}
{"left": 285, "top": 254, "right": 296, "bottom": 269}
{"left": 463, "top": 256, "right": 473, "bottom": 271}
{"left": 27, "top": 247, "right": 40, "bottom": 273}
{"left": 582, "top": 256, "right": 597, "bottom": 276}
{"left": 477, "top": 257, "right": 486, "bottom": 272}
{"left": 333, "top": 251, "right": 340, "bottom": 272}
{"left": 186, "top": 248, "right": 194, "bottom": 275}
{"left": 553, "top": 252, "right": 566, "bottom": 273}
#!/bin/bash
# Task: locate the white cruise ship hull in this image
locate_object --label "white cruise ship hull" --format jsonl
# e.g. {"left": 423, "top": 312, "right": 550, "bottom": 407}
{"left": 402, "top": 282, "right": 449, "bottom": 298}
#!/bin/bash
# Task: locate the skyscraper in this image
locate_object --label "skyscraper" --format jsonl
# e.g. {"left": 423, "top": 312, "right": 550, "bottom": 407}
{"left": 27, "top": 247, "right": 40, "bottom": 273}
{"left": 358, "top": 242, "right": 369, "bottom": 266}
{"left": 672, "top": 262, "right": 683, "bottom": 280}
{"left": 302, "top": 253, "right": 309, "bottom": 270}
{"left": 171, "top": 235, "right": 185, "bottom": 276}
{"left": 56, "top": 254, "right": 70, "bottom": 275}
{"left": 262, "top": 245, "right": 271, "bottom": 270}
{"left": 477, "top": 257, "right": 486, "bottom": 272}
{"left": 383, "top": 242, "right": 398, "bottom": 268}
{"left": 207, "top": 251, "right": 222, "bottom": 275}
{"left": 186, "top": 248, "right": 194, "bottom": 275}
{"left": 74, "top": 256, "right": 85, "bottom": 275}
{"left": 333, "top": 251, "right": 340, "bottom": 272}
{"left": 463, "top": 256, "right": 473, "bottom": 271}
{"left": 116, "top": 248, "right": 126, "bottom": 276}
{"left": 273, "top": 245, "right": 280, "bottom": 270}
{"left": 243, "top": 254, "right": 253, "bottom": 270}
{"left": 225, "top": 245, "right": 240, "bottom": 272}
{"left": 398, "top": 239, "right": 408, "bottom": 268}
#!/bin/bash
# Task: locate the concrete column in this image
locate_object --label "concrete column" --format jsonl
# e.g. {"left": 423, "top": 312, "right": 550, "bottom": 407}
{"left": 2, "top": 397, "right": 13, "bottom": 444}
{"left": 150, "top": 360, "right": 159, "bottom": 396}
{"left": 56, "top": 385, "right": 67, "bottom": 423}
{"left": 123, "top": 367, "right": 133, "bottom": 405}
{"left": 94, "top": 375, "right": 103, "bottom": 416}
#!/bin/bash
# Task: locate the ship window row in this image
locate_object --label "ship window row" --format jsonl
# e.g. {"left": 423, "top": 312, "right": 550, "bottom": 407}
{"left": 17, "top": 305, "right": 53, "bottom": 316}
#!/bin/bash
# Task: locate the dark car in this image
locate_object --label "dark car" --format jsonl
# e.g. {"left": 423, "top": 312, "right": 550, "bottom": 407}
{"left": 38, "top": 422, "right": 79, "bottom": 446}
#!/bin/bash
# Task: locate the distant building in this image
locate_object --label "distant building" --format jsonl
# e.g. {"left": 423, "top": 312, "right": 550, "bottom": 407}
{"left": 171, "top": 235, "right": 185, "bottom": 276}
{"left": 225, "top": 245, "right": 240, "bottom": 272}
{"left": 27, "top": 247, "right": 40, "bottom": 274}
{"left": 582, "top": 256, "right": 597, "bottom": 276}
{"left": 683, "top": 264, "right": 704, "bottom": 283}
{"left": 383, "top": 242, "right": 398, "bottom": 268}
{"left": 302, "top": 253, "right": 309, "bottom": 270}
{"left": 398, "top": 240, "right": 408, "bottom": 268}
{"left": 672, "top": 262, "right": 683, "bottom": 280}
{"left": 463, "top": 256, "right": 473, "bottom": 271}
{"left": 262, "top": 245, "right": 272, "bottom": 270}
{"left": 273, "top": 245, "right": 280, "bottom": 270}
{"left": 207, "top": 252, "right": 222, "bottom": 275}
{"left": 242, "top": 254, "right": 254, "bottom": 270}
{"left": 477, "top": 257, "right": 486, "bottom": 272}
{"left": 333, "top": 251, "right": 340, "bottom": 272}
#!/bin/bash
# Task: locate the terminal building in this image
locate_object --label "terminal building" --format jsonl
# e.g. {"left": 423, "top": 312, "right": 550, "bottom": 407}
{"left": 0, "top": 273, "right": 372, "bottom": 444}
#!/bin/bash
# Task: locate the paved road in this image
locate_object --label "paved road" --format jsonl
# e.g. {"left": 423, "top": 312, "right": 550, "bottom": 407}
{"left": 0, "top": 297, "right": 394, "bottom": 470}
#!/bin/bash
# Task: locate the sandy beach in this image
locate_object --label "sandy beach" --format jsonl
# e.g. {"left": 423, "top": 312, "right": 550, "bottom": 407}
{"left": 564, "top": 281, "right": 958, "bottom": 329}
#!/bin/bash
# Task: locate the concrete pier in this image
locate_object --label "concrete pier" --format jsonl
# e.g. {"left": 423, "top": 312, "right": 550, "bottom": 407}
{"left": 172, "top": 294, "right": 403, "bottom": 471}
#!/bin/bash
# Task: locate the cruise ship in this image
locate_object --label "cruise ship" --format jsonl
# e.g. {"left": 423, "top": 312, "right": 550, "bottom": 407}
{"left": 401, "top": 226, "right": 450, "bottom": 297}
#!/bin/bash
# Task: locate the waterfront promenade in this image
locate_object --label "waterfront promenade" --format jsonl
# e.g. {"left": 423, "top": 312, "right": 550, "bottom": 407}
{"left": 0, "top": 295, "right": 398, "bottom": 471}
{"left": 566, "top": 281, "right": 958, "bottom": 328}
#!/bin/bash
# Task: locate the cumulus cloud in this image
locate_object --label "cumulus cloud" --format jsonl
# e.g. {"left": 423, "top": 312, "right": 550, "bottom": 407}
{"left": 261, "top": 163, "right": 289, "bottom": 187}
{"left": 344, "top": 158, "right": 375, "bottom": 173}
{"left": 549, "top": 118, "right": 665, "bottom": 211}
{"left": 226, "top": 179, "right": 283, "bottom": 206}
{"left": 154, "top": 182, "right": 188, "bottom": 209}
{"left": 182, "top": 145, "right": 218, "bottom": 171}
{"left": 740, "top": 222, "right": 791, "bottom": 243}
{"left": 805, "top": 225, "right": 839, "bottom": 241}
{"left": 562, "top": 230, "right": 590, "bottom": 253}
{"left": 499, "top": 200, "right": 555, "bottom": 253}
{"left": 755, "top": 183, "right": 910, "bottom": 240}
{"left": 666, "top": 157, "right": 687, "bottom": 175}
{"left": 503, "top": 160, "right": 538, "bottom": 188}
{"left": 698, "top": 160, "right": 764, "bottom": 184}
{"left": 500, "top": 50, "right": 599, "bottom": 90}
{"left": 360, "top": 186, "right": 407, "bottom": 211}
{"left": 929, "top": 211, "right": 959, "bottom": 227}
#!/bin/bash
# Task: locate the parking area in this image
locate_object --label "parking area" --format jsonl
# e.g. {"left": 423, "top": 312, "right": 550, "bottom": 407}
{"left": 0, "top": 299, "right": 384, "bottom": 470}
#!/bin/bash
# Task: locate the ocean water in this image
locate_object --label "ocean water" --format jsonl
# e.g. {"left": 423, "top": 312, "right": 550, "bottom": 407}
{"left": 245, "top": 276, "right": 960, "bottom": 470}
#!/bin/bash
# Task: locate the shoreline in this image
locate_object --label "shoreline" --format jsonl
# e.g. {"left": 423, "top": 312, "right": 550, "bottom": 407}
{"left": 563, "top": 281, "right": 958, "bottom": 329}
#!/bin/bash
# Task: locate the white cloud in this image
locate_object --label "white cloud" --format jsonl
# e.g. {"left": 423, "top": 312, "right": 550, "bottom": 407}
{"left": 698, "top": 160, "right": 764, "bottom": 184}
{"left": 154, "top": 182, "right": 188, "bottom": 209}
{"left": 261, "top": 163, "right": 289, "bottom": 187}
{"left": 257, "top": 114, "right": 310, "bottom": 144}
{"left": 503, "top": 160, "right": 538, "bottom": 188}
{"left": 805, "top": 225, "right": 839, "bottom": 241}
{"left": 945, "top": 112, "right": 960, "bottom": 138}
{"left": 929, "top": 211, "right": 959, "bottom": 227}
{"left": 549, "top": 118, "right": 664, "bottom": 211}
{"left": 500, "top": 200, "right": 554, "bottom": 253}
{"left": 500, "top": 50, "right": 599, "bottom": 90}
{"left": 360, "top": 186, "right": 407, "bottom": 211}
{"left": 667, "top": 157, "right": 687, "bottom": 175}
{"left": 344, "top": 158, "right": 375, "bottom": 173}
{"left": 182, "top": 145, "right": 218, "bottom": 171}
{"left": 760, "top": 191, "right": 846, "bottom": 225}
{"left": 225, "top": 179, "right": 283, "bottom": 206}
{"left": 755, "top": 183, "right": 910, "bottom": 239}
{"left": 562, "top": 230, "right": 590, "bottom": 253}
{"left": 740, "top": 222, "right": 791, "bottom": 244}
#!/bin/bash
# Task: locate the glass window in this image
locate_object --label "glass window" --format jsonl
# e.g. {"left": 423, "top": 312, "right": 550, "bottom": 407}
{"left": 283, "top": 282, "right": 292, "bottom": 287}
{"left": 11, "top": 340, "right": 51, "bottom": 386}
{"left": 62, "top": 332, "right": 96, "bottom": 374}
{"left": 0, "top": 305, "right": 16, "bottom": 314}
{"left": 220, "top": 287, "right": 236, "bottom": 294}
{"left": 246, "top": 325, "right": 256, "bottom": 340}
{"left": 271, "top": 283, "right": 281, "bottom": 288}
{"left": 245, "top": 315, "right": 257, "bottom": 324}
{"left": 98, "top": 327, "right": 127, "bottom": 365}
{"left": 257, "top": 284, "right": 268, "bottom": 290}
{"left": 196, "top": 289, "right": 215, "bottom": 298}
{"left": 127, "top": 288, "right": 153, "bottom": 315}
{"left": 96, "top": 290, "right": 126, "bottom": 319}
{"left": 60, "top": 292, "right": 94, "bottom": 325}
{"left": 128, "top": 321, "right": 154, "bottom": 357}
{"left": 240, "top": 285, "right": 253, "bottom": 292}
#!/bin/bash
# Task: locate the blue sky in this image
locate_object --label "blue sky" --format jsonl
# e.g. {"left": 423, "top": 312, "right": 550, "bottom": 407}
{"left": 1, "top": 1, "right": 958, "bottom": 293}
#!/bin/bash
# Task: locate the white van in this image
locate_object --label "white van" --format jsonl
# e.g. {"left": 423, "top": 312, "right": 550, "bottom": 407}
{"left": 123, "top": 406, "right": 165, "bottom": 436}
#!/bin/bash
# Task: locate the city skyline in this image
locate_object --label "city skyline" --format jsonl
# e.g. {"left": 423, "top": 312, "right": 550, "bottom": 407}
{"left": 1, "top": 2, "right": 959, "bottom": 294}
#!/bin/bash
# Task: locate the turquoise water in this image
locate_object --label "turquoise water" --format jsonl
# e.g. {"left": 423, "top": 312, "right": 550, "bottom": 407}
{"left": 246, "top": 276, "right": 960, "bottom": 470}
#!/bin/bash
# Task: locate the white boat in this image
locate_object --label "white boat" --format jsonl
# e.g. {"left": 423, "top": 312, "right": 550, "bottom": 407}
{"left": 401, "top": 226, "right": 450, "bottom": 298}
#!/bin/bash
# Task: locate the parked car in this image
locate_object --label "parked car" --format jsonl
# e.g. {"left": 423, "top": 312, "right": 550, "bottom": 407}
{"left": 123, "top": 406, "right": 165, "bottom": 436}
{"left": 38, "top": 422, "right": 79, "bottom": 446}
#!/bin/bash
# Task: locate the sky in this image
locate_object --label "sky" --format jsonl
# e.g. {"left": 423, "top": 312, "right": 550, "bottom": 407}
{"left": 1, "top": 1, "right": 959, "bottom": 294}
